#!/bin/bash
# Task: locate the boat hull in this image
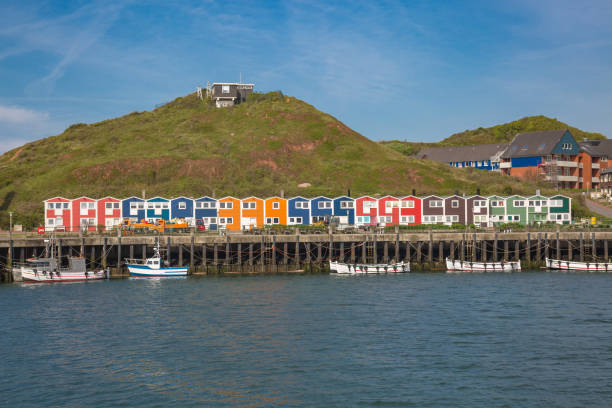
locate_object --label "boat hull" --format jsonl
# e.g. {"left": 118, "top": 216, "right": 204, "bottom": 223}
{"left": 446, "top": 258, "right": 521, "bottom": 272}
{"left": 126, "top": 264, "right": 189, "bottom": 277}
{"left": 330, "top": 261, "right": 410, "bottom": 274}
{"left": 20, "top": 268, "right": 107, "bottom": 282}
{"left": 545, "top": 258, "right": 612, "bottom": 272}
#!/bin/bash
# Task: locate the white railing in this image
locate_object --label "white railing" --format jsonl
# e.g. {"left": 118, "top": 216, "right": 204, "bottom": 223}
{"left": 545, "top": 175, "right": 578, "bottom": 182}
{"left": 500, "top": 162, "right": 512, "bottom": 168}
{"left": 592, "top": 163, "right": 600, "bottom": 169}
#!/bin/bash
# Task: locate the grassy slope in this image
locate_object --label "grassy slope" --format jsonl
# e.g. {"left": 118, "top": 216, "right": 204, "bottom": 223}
{"left": 381, "top": 115, "right": 607, "bottom": 154}
{"left": 0, "top": 93, "right": 568, "bottom": 227}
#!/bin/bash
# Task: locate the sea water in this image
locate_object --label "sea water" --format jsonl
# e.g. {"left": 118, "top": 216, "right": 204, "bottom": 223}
{"left": 1, "top": 272, "right": 612, "bottom": 407}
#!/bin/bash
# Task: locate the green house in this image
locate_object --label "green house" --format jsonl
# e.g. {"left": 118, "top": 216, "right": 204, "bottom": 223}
{"left": 488, "top": 195, "right": 507, "bottom": 225}
{"left": 526, "top": 194, "right": 549, "bottom": 224}
{"left": 548, "top": 195, "right": 572, "bottom": 224}
{"left": 505, "top": 195, "right": 528, "bottom": 224}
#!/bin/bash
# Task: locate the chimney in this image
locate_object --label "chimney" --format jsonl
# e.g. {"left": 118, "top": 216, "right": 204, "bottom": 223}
{"left": 536, "top": 189, "right": 540, "bottom": 196}
{"left": 477, "top": 188, "right": 481, "bottom": 195}
{"left": 142, "top": 189, "right": 146, "bottom": 199}
{"left": 455, "top": 189, "right": 459, "bottom": 196}
{"left": 412, "top": 189, "right": 416, "bottom": 196}
{"left": 347, "top": 188, "right": 351, "bottom": 197}
{"left": 280, "top": 189, "right": 284, "bottom": 198}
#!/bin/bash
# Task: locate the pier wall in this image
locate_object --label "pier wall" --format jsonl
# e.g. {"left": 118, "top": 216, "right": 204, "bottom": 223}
{"left": 1, "top": 231, "right": 611, "bottom": 281}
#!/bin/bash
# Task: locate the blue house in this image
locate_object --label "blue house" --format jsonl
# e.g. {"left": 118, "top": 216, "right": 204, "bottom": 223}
{"left": 288, "top": 196, "right": 310, "bottom": 225}
{"left": 310, "top": 196, "right": 333, "bottom": 223}
{"left": 171, "top": 196, "right": 194, "bottom": 222}
{"left": 194, "top": 196, "right": 218, "bottom": 230}
{"left": 146, "top": 197, "right": 170, "bottom": 221}
{"left": 333, "top": 196, "right": 355, "bottom": 225}
{"left": 121, "top": 197, "right": 145, "bottom": 222}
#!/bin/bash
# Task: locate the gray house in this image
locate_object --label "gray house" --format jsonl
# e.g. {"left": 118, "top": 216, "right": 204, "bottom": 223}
{"left": 208, "top": 83, "right": 254, "bottom": 108}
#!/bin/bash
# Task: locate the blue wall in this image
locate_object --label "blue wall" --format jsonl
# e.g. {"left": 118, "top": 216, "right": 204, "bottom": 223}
{"left": 121, "top": 197, "right": 145, "bottom": 221}
{"left": 194, "top": 197, "right": 218, "bottom": 230}
{"left": 171, "top": 197, "right": 194, "bottom": 219}
{"left": 333, "top": 196, "right": 355, "bottom": 224}
{"left": 511, "top": 156, "right": 542, "bottom": 167}
{"left": 288, "top": 197, "right": 310, "bottom": 224}
{"left": 146, "top": 197, "right": 170, "bottom": 220}
{"left": 310, "top": 197, "right": 333, "bottom": 219}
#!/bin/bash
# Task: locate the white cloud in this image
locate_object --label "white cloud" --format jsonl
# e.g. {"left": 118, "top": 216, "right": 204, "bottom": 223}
{"left": 0, "top": 105, "right": 49, "bottom": 124}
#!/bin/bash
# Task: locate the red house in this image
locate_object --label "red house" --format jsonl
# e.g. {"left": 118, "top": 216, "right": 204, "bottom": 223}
{"left": 44, "top": 197, "right": 72, "bottom": 231}
{"left": 377, "top": 195, "right": 400, "bottom": 226}
{"left": 71, "top": 197, "right": 97, "bottom": 231}
{"left": 97, "top": 197, "right": 122, "bottom": 230}
{"left": 355, "top": 196, "right": 379, "bottom": 226}
{"left": 399, "top": 196, "right": 421, "bottom": 225}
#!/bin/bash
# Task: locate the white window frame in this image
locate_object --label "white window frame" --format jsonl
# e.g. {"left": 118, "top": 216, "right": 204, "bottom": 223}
{"left": 273, "top": 202, "right": 280, "bottom": 209}
{"left": 318, "top": 201, "right": 332, "bottom": 209}
{"left": 451, "top": 200, "right": 459, "bottom": 208}
{"left": 340, "top": 201, "right": 354, "bottom": 209}
{"left": 178, "top": 202, "right": 187, "bottom": 210}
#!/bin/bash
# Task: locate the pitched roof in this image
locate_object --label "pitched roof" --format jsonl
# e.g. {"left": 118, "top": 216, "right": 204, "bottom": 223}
{"left": 416, "top": 143, "right": 509, "bottom": 162}
{"left": 579, "top": 139, "right": 612, "bottom": 157}
{"left": 501, "top": 129, "right": 568, "bottom": 158}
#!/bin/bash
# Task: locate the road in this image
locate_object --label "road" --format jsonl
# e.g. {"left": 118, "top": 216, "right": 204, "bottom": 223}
{"left": 585, "top": 198, "right": 612, "bottom": 219}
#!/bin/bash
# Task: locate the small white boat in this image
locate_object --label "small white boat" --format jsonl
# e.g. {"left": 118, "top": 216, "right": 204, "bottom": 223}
{"left": 329, "top": 260, "right": 410, "bottom": 274}
{"left": 125, "top": 240, "right": 188, "bottom": 277}
{"left": 446, "top": 257, "right": 521, "bottom": 273}
{"left": 545, "top": 257, "right": 612, "bottom": 272}
{"left": 15, "top": 237, "right": 107, "bottom": 283}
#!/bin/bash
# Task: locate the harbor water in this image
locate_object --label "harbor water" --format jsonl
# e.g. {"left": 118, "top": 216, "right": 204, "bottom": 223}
{"left": 2, "top": 272, "right": 612, "bottom": 407}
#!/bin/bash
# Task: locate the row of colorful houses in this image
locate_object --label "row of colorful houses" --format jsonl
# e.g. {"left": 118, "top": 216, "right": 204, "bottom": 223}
{"left": 43, "top": 193, "right": 572, "bottom": 231}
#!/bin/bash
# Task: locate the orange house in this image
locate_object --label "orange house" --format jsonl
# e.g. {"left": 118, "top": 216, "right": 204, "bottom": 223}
{"left": 264, "top": 197, "right": 288, "bottom": 226}
{"left": 241, "top": 196, "right": 264, "bottom": 230}
{"left": 217, "top": 196, "right": 241, "bottom": 231}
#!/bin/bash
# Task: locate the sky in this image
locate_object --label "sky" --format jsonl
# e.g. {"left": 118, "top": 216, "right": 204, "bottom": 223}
{"left": 1, "top": 0, "right": 612, "bottom": 153}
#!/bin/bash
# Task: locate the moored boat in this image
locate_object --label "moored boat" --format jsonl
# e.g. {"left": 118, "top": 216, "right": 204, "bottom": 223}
{"left": 15, "top": 238, "right": 107, "bottom": 282}
{"left": 329, "top": 260, "right": 410, "bottom": 274}
{"left": 545, "top": 257, "right": 612, "bottom": 272}
{"left": 125, "top": 239, "right": 189, "bottom": 277}
{"left": 446, "top": 257, "right": 521, "bottom": 272}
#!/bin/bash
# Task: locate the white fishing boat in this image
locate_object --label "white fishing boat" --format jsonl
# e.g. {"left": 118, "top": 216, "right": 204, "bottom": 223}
{"left": 446, "top": 257, "right": 521, "bottom": 272}
{"left": 15, "top": 238, "right": 107, "bottom": 283}
{"left": 545, "top": 257, "right": 612, "bottom": 272}
{"left": 329, "top": 260, "right": 410, "bottom": 274}
{"left": 125, "top": 239, "right": 188, "bottom": 277}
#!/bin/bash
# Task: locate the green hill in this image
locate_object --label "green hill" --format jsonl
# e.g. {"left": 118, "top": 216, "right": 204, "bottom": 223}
{"left": 381, "top": 115, "right": 607, "bottom": 154}
{"left": 0, "top": 94, "right": 567, "bottom": 227}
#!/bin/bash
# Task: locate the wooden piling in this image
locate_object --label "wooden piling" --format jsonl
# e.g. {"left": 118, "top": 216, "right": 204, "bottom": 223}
{"left": 493, "top": 233, "right": 498, "bottom": 262}
{"left": 504, "top": 239, "right": 509, "bottom": 261}
{"left": 428, "top": 233, "right": 433, "bottom": 263}
{"left": 579, "top": 233, "right": 584, "bottom": 262}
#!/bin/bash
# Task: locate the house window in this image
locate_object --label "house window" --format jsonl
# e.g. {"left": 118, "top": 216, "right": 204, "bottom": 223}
{"left": 295, "top": 201, "right": 309, "bottom": 209}
{"left": 401, "top": 200, "right": 415, "bottom": 208}
{"left": 220, "top": 202, "right": 233, "bottom": 209}
{"left": 514, "top": 201, "right": 525, "bottom": 207}
{"left": 243, "top": 202, "right": 256, "bottom": 209}
{"left": 222, "top": 85, "right": 230, "bottom": 93}
{"left": 340, "top": 201, "right": 354, "bottom": 209}
{"left": 363, "top": 201, "right": 376, "bottom": 211}
{"left": 47, "top": 203, "right": 53, "bottom": 210}
{"left": 429, "top": 200, "right": 442, "bottom": 208}
{"left": 48, "top": 218, "right": 55, "bottom": 225}
{"left": 357, "top": 216, "right": 370, "bottom": 223}
{"left": 318, "top": 201, "right": 332, "bottom": 209}
{"left": 178, "top": 202, "right": 186, "bottom": 210}
{"left": 451, "top": 200, "right": 459, "bottom": 208}
{"left": 273, "top": 202, "right": 280, "bottom": 209}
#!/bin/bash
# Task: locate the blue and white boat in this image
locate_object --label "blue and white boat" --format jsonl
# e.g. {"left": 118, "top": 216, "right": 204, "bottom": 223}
{"left": 126, "top": 240, "right": 189, "bottom": 277}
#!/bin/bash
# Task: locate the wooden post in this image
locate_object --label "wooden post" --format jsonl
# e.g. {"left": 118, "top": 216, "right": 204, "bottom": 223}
{"left": 20, "top": 247, "right": 25, "bottom": 264}
{"left": 460, "top": 238, "right": 465, "bottom": 261}
{"left": 8, "top": 239, "right": 13, "bottom": 268}
{"left": 295, "top": 236, "right": 300, "bottom": 265}
{"left": 428, "top": 233, "right": 433, "bottom": 263}
{"left": 283, "top": 242, "right": 288, "bottom": 265}
{"left": 493, "top": 233, "right": 498, "bottom": 262}
{"left": 384, "top": 241, "right": 389, "bottom": 263}
{"left": 249, "top": 243, "right": 254, "bottom": 266}
{"left": 605, "top": 239, "right": 609, "bottom": 261}
{"left": 351, "top": 242, "right": 356, "bottom": 263}
{"left": 481, "top": 240, "right": 486, "bottom": 262}
{"left": 526, "top": 233, "right": 531, "bottom": 262}
{"left": 592, "top": 232, "right": 596, "bottom": 260}
{"left": 317, "top": 242, "right": 322, "bottom": 264}
{"left": 190, "top": 234, "right": 195, "bottom": 268}
{"left": 225, "top": 237, "right": 230, "bottom": 266}
{"left": 568, "top": 240, "right": 573, "bottom": 261}
{"left": 536, "top": 233, "right": 541, "bottom": 261}
{"left": 579, "top": 232, "right": 584, "bottom": 262}
{"left": 450, "top": 241, "right": 455, "bottom": 260}
{"left": 472, "top": 233, "right": 476, "bottom": 262}
{"left": 504, "top": 239, "right": 509, "bottom": 261}
{"left": 117, "top": 236, "right": 122, "bottom": 273}
{"left": 130, "top": 245, "right": 134, "bottom": 262}
{"left": 261, "top": 236, "right": 265, "bottom": 267}
{"left": 362, "top": 239, "right": 366, "bottom": 263}
{"left": 202, "top": 244, "right": 207, "bottom": 267}
{"left": 80, "top": 236, "right": 85, "bottom": 257}
{"left": 179, "top": 244, "right": 183, "bottom": 267}
{"left": 213, "top": 244, "right": 218, "bottom": 265}
{"left": 514, "top": 240, "right": 519, "bottom": 261}
{"left": 417, "top": 242, "right": 422, "bottom": 263}
{"left": 272, "top": 235, "right": 277, "bottom": 266}
{"left": 329, "top": 233, "right": 333, "bottom": 262}
{"left": 339, "top": 242, "right": 344, "bottom": 262}
{"left": 405, "top": 241, "right": 411, "bottom": 263}
{"left": 102, "top": 238, "right": 107, "bottom": 269}
{"left": 373, "top": 234, "right": 378, "bottom": 263}
{"left": 90, "top": 245, "right": 96, "bottom": 268}
{"left": 544, "top": 233, "right": 549, "bottom": 260}
{"left": 142, "top": 244, "right": 147, "bottom": 261}
{"left": 237, "top": 243, "right": 242, "bottom": 267}
{"left": 306, "top": 242, "right": 311, "bottom": 264}
{"left": 395, "top": 233, "right": 400, "bottom": 263}
{"left": 556, "top": 232, "right": 560, "bottom": 259}
{"left": 58, "top": 239, "right": 63, "bottom": 265}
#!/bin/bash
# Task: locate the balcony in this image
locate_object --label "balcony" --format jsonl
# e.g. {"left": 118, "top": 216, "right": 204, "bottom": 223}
{"left": 592, "top": 163, "right": 600, "bottom": 169}
{"left": 500, "top": 162, "right": 512, "bottom": 168}
{"left": 544, "top": 160, "right": 578, "bottom": 168}
{"left": 593, "top": 176, "right": 600, "bottom": 182}
{"left": 545, "top": 175, "right": 578, "bottom": 182}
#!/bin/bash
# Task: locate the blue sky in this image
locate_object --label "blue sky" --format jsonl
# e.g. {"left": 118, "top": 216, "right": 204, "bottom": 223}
{"left": 1, "top": 0, "right": 612, "bottom": 153}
